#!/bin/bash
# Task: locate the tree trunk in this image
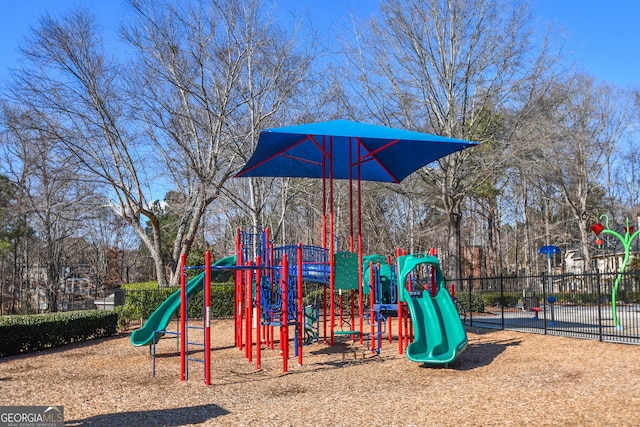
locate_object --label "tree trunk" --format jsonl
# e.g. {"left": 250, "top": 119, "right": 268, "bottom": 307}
{"left": 446, "top": 203, "right": 463, "bottom": 280}
{"left": 578, "top": 218, "right": 593, "bottom": 272}
{"left": 486, "top": 194, "right": 499, "bottom": 276}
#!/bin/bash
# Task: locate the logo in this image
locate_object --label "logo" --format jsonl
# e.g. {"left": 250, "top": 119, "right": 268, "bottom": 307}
{"left": 0, "top": 406, "right": 64, "bottom": 427}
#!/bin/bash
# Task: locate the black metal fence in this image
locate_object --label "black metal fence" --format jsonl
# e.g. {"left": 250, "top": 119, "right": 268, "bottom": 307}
{"left": 449, "top": 271, "right": 640, "bottom": 345}
{"left": 8, "top": 268, "right": 640, "bottom": 347}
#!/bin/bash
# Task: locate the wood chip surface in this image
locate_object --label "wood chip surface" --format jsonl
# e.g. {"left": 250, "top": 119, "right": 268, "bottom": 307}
{"left": 1, "top": 319, "right": 639, "bottom": 426}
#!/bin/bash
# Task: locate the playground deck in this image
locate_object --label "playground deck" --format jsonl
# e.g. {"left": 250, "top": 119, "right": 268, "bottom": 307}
{"left": 1, "top": 319, "right": 639, "bottom": 426}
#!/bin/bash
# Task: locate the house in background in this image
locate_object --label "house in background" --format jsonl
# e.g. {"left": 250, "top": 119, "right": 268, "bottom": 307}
{"left": 564, "top": 249, "right": 640, "bottom": 274}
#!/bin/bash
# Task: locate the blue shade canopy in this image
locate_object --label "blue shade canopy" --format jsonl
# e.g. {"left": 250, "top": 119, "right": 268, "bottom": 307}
{"left": 235, "top": 120, "right": 478, "bottom": 183}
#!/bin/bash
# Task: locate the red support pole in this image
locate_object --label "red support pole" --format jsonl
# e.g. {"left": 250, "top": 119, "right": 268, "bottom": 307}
{"left": 350, "top": 289, "right": 355, "bottom": 341}
{"left": 281, "top": 254, "right": 289, "bottom": 373}
{"left": 263, "top": 325, "right": 268, "bottom": 349}
{"left": 321, "top": 138, "right": 328, "bottom": 346}
{"left": 397, "top": 250, "right": 403, "bottom": 354}
{"left": 349, "top": 145, "right": 354, "bottom": 253}
{"left": 430, "top": 247, "right": 437, "bottom": 298}
{"left": 431, "top": 266, "right": 437, "bottom": 298}
{"left": 255, "top": 257, "right": 261, "bottom": 371}
{"left": 323, "top": 285, "right": 327, "bottom": 343}
{"left": 179, "top": 253, "right": 186, "bottom": 381}
{"left": 235, "top": 228, "right": 243, "bottom": 351}
{"left": 322, "top": 136, "right": 327, "bottom": 251}
{"left": 387, "top": 256, "right": 393, "bottom": 344}
{"left": 369, "top": 261, "right": 375, "bottom": 354}
{"left": 358, "top": 234, "right": 363, "bottom": 344}
{"left": 357, "top": 141, "right": 364, "bottom": 344}
{"left": 264, "top": 324, "right": 269, "bottom": 349}
{"left": 339, "top": 290, "right": 343, "bottom": 328}
{"left": 236, "top": 272, "right": 242, "bottom": 351}
{"left": 398, "top": 301, "right": 403, "bottom": 354}
{"left": 204, "top": 251, "right": 211, "bottom": 385}
{"left": 329, "top": 216, "right": 335, "bottom": 346}
{"left": 238, "top": 267, "right": 244, "bottom": 352}
{"left": 377, "top": 262, "right": 383, "bottom": 352}
{"left": 245, "top": 263, "right": 252, "bottom": 362}
{"left": 297, "top": 244, "right": 303, "bottom": 366}
{"left": 264, "top": 238, "right": 274, "bottom": 353}
{"left": 329, "top": 136, "right": 335, "bottom": 347}
{"left": 404, "top": 303, "right": 410, "bottom": 349}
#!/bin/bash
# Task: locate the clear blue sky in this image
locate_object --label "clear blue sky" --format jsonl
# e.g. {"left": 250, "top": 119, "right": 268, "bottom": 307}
{"left": 0, "top": 0, "right": 638, "bottom": 88}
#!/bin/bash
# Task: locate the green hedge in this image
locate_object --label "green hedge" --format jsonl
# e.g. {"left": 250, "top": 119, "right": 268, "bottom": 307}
{"left": 121, "top": 281, "right": 158, "bottom": 290}
{"left": 617, "top": 290, "right": 640, "bottom": 304}
{"left": 480, "top": 292, "right": 521, "bottom": 308}
{"left": 116, "top": 283, "right": 235, "bottom": 328}
{"left": 456, "top": 293, "right": 485, "bottom": 313}
{"left": 120, "top": 287, "right": 180, "bottom": 320}
{"left": 188, "top": 284, "right": 235, "bottom": 318}
{"left": 0, "top": 310, "right": 117, "bottom": 357}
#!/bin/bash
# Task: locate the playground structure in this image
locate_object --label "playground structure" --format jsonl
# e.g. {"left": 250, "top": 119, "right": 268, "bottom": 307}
{"left": 130, "top": 120, "right": 475, "bottom": 383}
{"left": 130, "top": 226, "right": 468, "bottom": 384}
{"left": 233, "top": 229, "right": 468, "bottom": 369}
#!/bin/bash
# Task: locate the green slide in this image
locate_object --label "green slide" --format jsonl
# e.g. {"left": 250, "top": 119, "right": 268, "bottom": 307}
{"left": 129, "top": 255, "right": 236, "bottom": 347}
{"left": 397, "top": 254, "right": 467, "bottom": 365}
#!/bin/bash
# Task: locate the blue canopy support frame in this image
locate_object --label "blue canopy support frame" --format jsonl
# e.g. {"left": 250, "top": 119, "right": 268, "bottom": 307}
{"left": 236, "top": 120, "right": 478, "bottom": 345}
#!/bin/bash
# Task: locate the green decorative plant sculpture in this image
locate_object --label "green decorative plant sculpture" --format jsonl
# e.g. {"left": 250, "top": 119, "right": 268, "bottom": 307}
{"left": 590, "top": 215, "right": 640, "bottom": 329}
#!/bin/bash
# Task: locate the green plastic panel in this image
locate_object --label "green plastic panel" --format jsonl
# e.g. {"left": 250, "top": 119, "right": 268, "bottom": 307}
{"left": 333, "top": 251, "right": 360, "bottom": 290}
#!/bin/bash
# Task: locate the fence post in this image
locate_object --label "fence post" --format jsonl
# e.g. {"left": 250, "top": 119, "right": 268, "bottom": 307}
{"left": 541, "top": 271, "right": 547, "bottom": 335}
{"left": 596, "top": 269, "right": 603, "bottom": 342}
{"left": 468, "top": 275, "right": 473, "bottom": 326}
{"left": 500, "top": 274, "right": 505, "bottom": 330}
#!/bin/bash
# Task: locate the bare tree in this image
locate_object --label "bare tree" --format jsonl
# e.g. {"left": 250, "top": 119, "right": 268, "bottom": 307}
{"left": 4, "top": 9, "right": 178, "bottom": 284}
{"left": 123, "top": 0, "right": 317, "bottom": 282}
{"left": 0, "top": 105, "right": 95, "bottom": 310}
{"left": 3, "top": 0, "right": 314, "bottom": 287}
{"left": 525, "top": 76, "right": 630, "bottom": 270}
{"left": 222, "top": 2, "right": 319, "bottom": 238}
{"left": 342, "top": 0, "right": 563, "bottom": 278}
{"left": 121, "top": 0, "right": 249, "bottom": 284}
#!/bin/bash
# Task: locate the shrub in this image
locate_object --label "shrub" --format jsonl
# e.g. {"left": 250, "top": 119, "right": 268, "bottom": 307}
{"left": 116, "top": 282, "right": 235, "bottom": 327}
{"left": 121, "top": 281, "right": 159, "bottom": 291}
{"left": 187, "top": 284, "right": 235, "bottom": 318}
{"left": 481, "top": 292, "right": 521, "bottom": 307}
{"left": 114, "top": 304, "right": 138, "bottom": 330}
{"left": 0, "top": 310, "right": 117, "bottom": 357}
{"left": 124, "top": 288, "right": 179, "bottom": 320}
{"left": 456, "top": 293, "right": 485, "bottom": 313}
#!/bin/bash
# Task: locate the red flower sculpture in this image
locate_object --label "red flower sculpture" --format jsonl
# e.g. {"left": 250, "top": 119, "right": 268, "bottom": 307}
{"left": 590, "top": 223, "right": 605, "bottom": 236}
